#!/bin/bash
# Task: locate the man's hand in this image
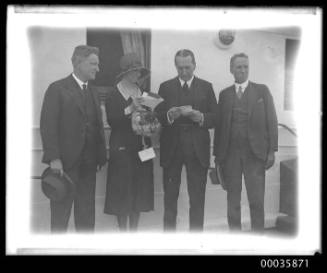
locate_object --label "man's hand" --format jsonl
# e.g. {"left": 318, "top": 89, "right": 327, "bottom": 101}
{"left": 179, "top": 105, "right": 193, "bottom": 116}
{"left": 265, "top": 151, "right": 275, "bottom": 170}
{"left": 187, "top": 110, "right": 203, "bottom": 123}
{"left": 50, "top": 159, "right": 63, "bottom": 176}
{"left": 168, "top": 107, "right": 182, "bottom": 121}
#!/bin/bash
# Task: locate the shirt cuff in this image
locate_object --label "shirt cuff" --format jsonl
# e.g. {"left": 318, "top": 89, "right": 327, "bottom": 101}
{"left": 199, "top": 113, "right": 204, "bottom": 126}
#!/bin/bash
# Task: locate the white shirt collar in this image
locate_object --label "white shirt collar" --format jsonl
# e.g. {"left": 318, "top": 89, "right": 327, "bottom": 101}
{"left": 235, "top": 80, "right": 249, "bottom": 93}
{"left": 179, "top": 75, "right": 195, "bottom": 88}
{"left": 72, "top": 73, "right": 88, "bottom": 90}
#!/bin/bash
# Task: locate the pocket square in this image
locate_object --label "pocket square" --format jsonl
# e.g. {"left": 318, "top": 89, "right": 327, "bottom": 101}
{"left": 257, "top": 98, "right": 264, "bottom": 103}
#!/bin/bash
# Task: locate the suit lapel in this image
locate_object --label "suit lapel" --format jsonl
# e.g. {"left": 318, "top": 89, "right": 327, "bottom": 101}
{"left": 225, "top": 86, "right": 235, "bottom": 125}
{"left": 246, "top": 81, "right": 258, "bottom": 119}
{"left": 66, "top": 74, "right": 86, "bottom": 115}
{"left": 171, "top": 77, "right": 181, "bottom": 107}
{"left": 190, "top": 76, "right": 199, "bottom": 109}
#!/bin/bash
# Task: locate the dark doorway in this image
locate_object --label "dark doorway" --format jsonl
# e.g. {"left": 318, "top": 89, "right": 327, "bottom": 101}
{"left": 87, "top": 28, "right": 124, "bottom": 88}
{"left": 86, "top": 28, "right": 151, "bottom": 102}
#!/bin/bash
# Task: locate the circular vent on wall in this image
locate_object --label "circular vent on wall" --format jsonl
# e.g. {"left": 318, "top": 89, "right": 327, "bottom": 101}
{"left": 214, "top": 30, "right": 236, "bottom": 49}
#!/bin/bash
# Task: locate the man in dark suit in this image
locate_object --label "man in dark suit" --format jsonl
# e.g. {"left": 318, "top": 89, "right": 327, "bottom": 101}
{"left": 213, "top": 53, "right": 278, "bottom": 232}
{"left": 40, "top": 45, "right": 107, "bottom": 232}
{"left": 155, "top": 49, "right": 217, "bottom": 231}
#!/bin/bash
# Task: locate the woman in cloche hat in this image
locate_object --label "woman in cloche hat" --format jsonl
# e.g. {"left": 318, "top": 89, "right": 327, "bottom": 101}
{"left": 104, "top": 53, "right": 154, "bottom": 232}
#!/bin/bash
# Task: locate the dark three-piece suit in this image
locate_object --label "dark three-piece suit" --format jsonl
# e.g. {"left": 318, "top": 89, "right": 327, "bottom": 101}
{"left": 213, "top": 81, "right": 278, "bottom": 231}
{"left": 40, "top": 74, "right": 107, "bottom": 232}
{"left": 156, "top": 76, "right": 217, "bottom": 231}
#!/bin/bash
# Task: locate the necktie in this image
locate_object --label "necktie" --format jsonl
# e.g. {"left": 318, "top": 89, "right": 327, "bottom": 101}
{"left": 81, "top": 84, "right": 87, "bottom": 104}
{"left": 237, "top": 85, "right": 243, "bottom": 99}
{"left": 182, "top": 81, "right": 188, "bottom": 94}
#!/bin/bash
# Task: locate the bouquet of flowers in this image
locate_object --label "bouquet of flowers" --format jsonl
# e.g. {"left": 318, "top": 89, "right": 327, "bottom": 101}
{"left": 131, "top": 108, "right": 161, "bottom": 137}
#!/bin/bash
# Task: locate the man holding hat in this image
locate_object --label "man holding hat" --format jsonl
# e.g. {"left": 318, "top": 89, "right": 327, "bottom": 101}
{"left": 40, "top": 45, "right": 107, "bottom": 232}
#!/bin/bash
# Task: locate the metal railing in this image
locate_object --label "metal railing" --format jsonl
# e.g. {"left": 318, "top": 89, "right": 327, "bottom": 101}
{"left": 278, "top": 123, "right": 297, "bottom": 137}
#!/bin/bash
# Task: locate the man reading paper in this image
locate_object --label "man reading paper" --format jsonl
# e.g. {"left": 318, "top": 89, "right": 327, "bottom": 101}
{"left": 155, "top": 49, "right": 217, "bottom": 231}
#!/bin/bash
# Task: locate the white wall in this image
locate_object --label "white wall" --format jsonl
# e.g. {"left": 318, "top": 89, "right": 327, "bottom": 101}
{"left": 150, "top": 29, "right": 296, "bottom": 128}
{"left": 30, "top": 27, "right": 86, "bottom": 186}
{"left": 29, "top": 27, "right": 86, "bottom": 127}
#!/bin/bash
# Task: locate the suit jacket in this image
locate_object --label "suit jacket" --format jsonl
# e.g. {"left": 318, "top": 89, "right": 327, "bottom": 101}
{"left": 40, "top": 74, "right": 107, "bottom": 170}
{"left": 213, "top": 81, "right": 278, "bottom": 163}
{"left": 155, "top": 76, "right": 217, "bottom": 168}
